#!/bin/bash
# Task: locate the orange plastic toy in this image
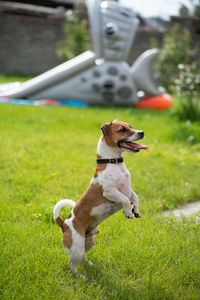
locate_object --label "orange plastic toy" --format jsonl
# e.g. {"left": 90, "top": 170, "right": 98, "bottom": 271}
{"left": 135, "top": 93, "right": 173, "bottom": 110}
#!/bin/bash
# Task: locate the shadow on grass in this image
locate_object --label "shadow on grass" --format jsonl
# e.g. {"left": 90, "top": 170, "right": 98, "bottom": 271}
{"left": 58, "top": 258, "right": 172, "bottom": 299}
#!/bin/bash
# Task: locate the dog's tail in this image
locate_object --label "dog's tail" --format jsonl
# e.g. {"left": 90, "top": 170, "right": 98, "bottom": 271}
{"left": 53, "top": 199, "right": 75, "bottom": 228}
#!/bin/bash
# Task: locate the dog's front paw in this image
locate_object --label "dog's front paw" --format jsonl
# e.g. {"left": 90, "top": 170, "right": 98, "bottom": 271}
{"left": 124, "top": 208, "right": 133, "bottom": 219}
{"left": 132, "top": 207, "right": 141, "bottom": 218}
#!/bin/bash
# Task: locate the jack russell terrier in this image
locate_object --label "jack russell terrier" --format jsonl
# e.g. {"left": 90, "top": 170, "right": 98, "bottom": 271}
{"left": 53, "top": 120, "right": 148, "bottom": 273}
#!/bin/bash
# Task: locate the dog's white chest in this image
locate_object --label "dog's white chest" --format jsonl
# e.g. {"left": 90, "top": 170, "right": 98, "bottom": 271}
{"left": 106, "top": 163, "right": 131, "bottom": 196}
{"left": 89, "top": 163, "right": 132, "bottom": 224}
{"left": 116, "top": 165, "right": 131, "bottom": 191}
{"left": 92, "top": 162, "right": 132, "bottom": 200}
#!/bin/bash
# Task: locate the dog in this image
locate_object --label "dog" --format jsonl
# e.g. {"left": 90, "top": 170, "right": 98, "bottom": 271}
{"left": 53, "top": 120, "right": 148, "bottom": 274}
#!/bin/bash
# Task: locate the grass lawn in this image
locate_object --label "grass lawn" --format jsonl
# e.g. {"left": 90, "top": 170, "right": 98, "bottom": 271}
{"left": 0, "top": 74, "right": 32, "bottom": 83}
{"left": 0, "top": 77, "right": 200, "bottom": 299}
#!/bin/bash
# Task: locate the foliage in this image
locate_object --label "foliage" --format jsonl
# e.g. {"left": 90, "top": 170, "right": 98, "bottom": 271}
{"left": 57, "top": 11, "right": 91, "bottom": 62}
{"left": 173, "top": 63, "right": 200, "bottom": 121}
{"left": 156, "top": 23, "right": 200, "bottom": 123}
{"left": 0, "top": 101, "right": 200, "bottom": 299}
{"left": 190, "top": 0, "right": 200, "bottom": 32}
{"left": 175, "top": 119, "right": 200, "bottom": 144}
{"left": 194, "top": 4, "right": 200, "bottom": 33}
{"left": 156, "top": 24, "right": 194, "bottom": 88}
{"left": 0, "top": 73, "right": 31, "bottom": 83}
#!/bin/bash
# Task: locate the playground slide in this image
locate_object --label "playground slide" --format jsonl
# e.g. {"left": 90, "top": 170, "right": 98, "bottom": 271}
{"left": 0, "top": 51, "right": 96, "bottom": 100}
{"left": 0, "top": 0, "right": 172, "bottom": 108}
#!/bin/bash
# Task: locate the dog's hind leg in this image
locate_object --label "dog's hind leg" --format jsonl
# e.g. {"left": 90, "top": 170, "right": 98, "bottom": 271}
{"left": 83, "top": 235, "right": 95, "bottom": 266}
{"left": 68, "top": 232, "right": 86, "bottom": 274}
{"left": 85, "top": 235, "right": 95, "bottom": 252}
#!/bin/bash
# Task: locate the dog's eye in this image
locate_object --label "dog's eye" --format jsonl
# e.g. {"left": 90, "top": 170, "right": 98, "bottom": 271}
{"left": 120, "top": 126, "right": 126, "bottom": 132}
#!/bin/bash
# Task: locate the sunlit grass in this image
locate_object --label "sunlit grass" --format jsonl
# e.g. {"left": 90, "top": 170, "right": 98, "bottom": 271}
{"left": 0, "top": 102, "right": 199, "bottom": 299}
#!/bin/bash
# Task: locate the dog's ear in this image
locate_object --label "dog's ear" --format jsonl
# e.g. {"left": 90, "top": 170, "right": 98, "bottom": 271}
{"left": 101, "top": 122, "right": 112, "bottom": 138}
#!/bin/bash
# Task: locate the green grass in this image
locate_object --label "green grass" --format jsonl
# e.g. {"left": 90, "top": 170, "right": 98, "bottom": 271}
{"left": 0, "top": 73, "right": 32, "bottom": 83}
{"left": 0, "top": 101, "right": 199, "bottom": 298}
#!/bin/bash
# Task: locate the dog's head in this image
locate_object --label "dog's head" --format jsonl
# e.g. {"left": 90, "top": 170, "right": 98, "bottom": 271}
{"left": 101, "top": 120, "right": 148, "bottom": 153}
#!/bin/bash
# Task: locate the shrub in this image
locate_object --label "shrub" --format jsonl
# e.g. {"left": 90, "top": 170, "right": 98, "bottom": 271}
{"left": 57, "top": 11, "right": 91, "bottom": 62}
{"left": 173, "top": 63, "right": 200, "bottom": 121}
{"left": 194, "top": 4, "right": 200, "bottom": 33}
{"left": 156, "top": 24, "right": 194, "bottom": 89}
{"left": 177, "top": 120, "right": 200, "bottom": 144}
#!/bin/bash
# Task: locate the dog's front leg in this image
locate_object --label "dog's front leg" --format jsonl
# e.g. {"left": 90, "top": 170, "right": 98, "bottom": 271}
{"left": 130, "top": 190, "right": 140, "bottom": 218}
{"left": 103, "top": 188, "right": 133, "bottom": 219}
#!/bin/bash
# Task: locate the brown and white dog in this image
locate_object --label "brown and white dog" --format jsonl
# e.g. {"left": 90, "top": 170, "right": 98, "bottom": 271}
{"left": 53, "top": 120, "right": 148, "bottom": 273}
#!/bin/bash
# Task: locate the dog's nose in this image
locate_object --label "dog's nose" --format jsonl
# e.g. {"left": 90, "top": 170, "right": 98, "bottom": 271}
{"left": 138, "top": 131, "right": 144, "bottom": 138}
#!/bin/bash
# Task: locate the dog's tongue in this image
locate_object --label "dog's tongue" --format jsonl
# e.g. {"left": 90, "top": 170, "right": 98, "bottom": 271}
{"left": 120, "top": 141, "right": 148, "bottom": 150}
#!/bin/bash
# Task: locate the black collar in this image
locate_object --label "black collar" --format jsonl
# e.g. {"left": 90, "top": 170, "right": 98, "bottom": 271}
{"left": 96, "top": 157, "right": 123, "bottom": 164}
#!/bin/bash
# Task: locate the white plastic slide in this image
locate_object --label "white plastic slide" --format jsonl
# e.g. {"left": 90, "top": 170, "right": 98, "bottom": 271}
{"left": 0, "top": 51, "right": 96, "bottom": 100}
{"left": 0, "top": 0, "right": 161, "bottom": 105}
